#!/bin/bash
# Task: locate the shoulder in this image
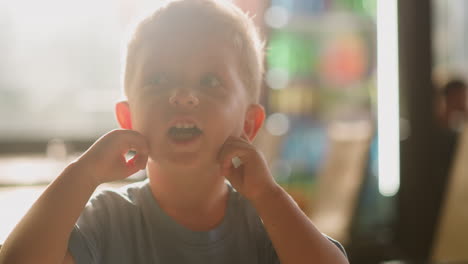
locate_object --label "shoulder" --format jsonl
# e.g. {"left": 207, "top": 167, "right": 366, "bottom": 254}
{"left": 69, "top": 181, "right": 151, "bottom": 263}
{"left": 82, "top": 180, "right": 149, "bottom": 218}
{"left": 226, "top": 186, "right": 281, "bottom": 263}
{"left": 226, "top": 185, "right": 266, "bottom": 235}
{"left": 92, "top": 180, "right": 147, "bottom": 204}
{"left": 72, "top": 180, "right": 150, "bottom": 244}
{"left": 324, "top": 235, "right": 348, "bottom": 258}
{"left": 228, "top": 185, "right": 258, "bottom": 218}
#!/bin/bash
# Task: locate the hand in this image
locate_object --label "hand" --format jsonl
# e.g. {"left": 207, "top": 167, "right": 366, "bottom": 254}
{"left": 74, "top": 129, "right": 149, "bottom": 186}
{"left": 218, "top": 135, "right": 279, "bottom": 202}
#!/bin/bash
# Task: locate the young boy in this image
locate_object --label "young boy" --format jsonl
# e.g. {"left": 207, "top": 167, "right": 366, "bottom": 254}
{"left": 0, "top": 1, "right": 348, "bottom": 263}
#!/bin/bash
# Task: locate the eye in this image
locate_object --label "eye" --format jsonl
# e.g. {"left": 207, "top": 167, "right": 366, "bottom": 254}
{"left": 149, "top": 73, "right": 169, "bottom": 86}
{"left": 200, "top": 74, "right": 221, "bottom": 88}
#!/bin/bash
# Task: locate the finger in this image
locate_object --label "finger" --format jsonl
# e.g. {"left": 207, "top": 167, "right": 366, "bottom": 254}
{"left": 228, "top": 134, "right": 250, "bottom": 143}
{"left": 221, "top": 140, "right": 255, "bottom": 155}
{"left": 125, "top": 153, "right": 148, "bottom": 175}
{"left": 118, "top": 131, "right": 149, "bottom": 159}
{"left": 133, "top": 152, "right": 149, "bottom": 170}
{"left": 109, "top": 130, "right": 148, "bottom": 176}
{"left": 125, "top": 144, "right": 149, "bottom": 174}
{"left": 240, "top": 131, "right": 250, "bottom": 142}
{"left": 125, "top": 160, "right": 140, "bottom": 176}
{"left": 220, "top": 155, "right": 241, "bottom": 179}
{"left": 219, "top": 135, "right": 256, "bottom": 162}
{"left": 222, "top": 163, "right": 243, "bottom": 189}
{"left": 223, "top": 136, "right": 254, "bottom": 148}
{"left": 218, "top": 145, "right": 250, "bottom": 171}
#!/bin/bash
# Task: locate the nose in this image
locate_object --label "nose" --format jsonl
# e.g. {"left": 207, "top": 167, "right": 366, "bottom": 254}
{"left": 169, "top": 90, "right": 199, "bottom": 108}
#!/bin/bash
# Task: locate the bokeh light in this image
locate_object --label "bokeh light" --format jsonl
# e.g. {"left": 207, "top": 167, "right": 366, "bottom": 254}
{"left": 266, "top": 113, "right": 290, "bottom": 136}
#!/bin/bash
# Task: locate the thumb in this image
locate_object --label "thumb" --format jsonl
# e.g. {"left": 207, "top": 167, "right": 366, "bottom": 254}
{"left": 240, "top": 132, "right": 250, "bottom": 142}
{"left": 222, "top": 156, "right": 244, "bottom": 188}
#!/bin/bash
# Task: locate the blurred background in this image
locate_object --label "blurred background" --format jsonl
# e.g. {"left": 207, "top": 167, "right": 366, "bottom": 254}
{"left": 1, "top": 0, "right": 468, "bottom": 263}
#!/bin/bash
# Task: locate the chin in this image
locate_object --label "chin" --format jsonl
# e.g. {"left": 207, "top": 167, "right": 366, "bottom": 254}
{"left": 150, "top": 151, "right": 218, "bottom": 171}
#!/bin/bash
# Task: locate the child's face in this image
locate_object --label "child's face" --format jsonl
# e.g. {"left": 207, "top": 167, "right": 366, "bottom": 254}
{"left": 126, "top": 31, "right": 253, "bottom": 169}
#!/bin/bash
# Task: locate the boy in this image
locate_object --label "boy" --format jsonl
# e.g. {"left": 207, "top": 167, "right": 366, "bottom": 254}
{"left": 0, "top": 0, "right": 348, "bottom": 263}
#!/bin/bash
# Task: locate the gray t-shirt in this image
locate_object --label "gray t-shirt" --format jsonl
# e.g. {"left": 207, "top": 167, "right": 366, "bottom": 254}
{"left": 68, "top": 180, "right": 345, "bottom": 263}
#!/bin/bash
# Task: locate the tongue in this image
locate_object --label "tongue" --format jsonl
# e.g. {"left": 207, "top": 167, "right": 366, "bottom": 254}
{"left": 171, "top": 132, "right": 196, "bottom": 141}
{"left": 169, "top": 128, "right": 201, "bottom": 141}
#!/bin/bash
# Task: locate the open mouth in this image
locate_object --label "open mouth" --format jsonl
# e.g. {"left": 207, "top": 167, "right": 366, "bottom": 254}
{"left": 168, "top": 123, "right": 203, "bottom": 142}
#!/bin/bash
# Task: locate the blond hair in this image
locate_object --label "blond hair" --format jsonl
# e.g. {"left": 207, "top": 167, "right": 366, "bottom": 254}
{"left": 122, "top": 0, "right": 264, "bottom": 103}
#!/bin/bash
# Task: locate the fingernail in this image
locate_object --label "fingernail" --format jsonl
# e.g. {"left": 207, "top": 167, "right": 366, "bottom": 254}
{"left": 231, "top": 156, "right": 242, "bottom": 169}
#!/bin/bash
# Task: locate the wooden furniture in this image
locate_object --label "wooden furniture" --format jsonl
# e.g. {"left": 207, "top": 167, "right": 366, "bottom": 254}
{"left": 432, "top": 125, "right": 468, "bottom": 263}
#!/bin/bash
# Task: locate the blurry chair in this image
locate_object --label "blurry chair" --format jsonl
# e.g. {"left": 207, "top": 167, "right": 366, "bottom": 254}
{"left": 309, "top": 120, "right": 373, "bottom": 244}
{"left": 432, "top": 124, "right": 468, "bottom": 263}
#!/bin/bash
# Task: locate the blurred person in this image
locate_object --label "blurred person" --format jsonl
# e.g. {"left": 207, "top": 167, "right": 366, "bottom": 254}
{"left": 0, "top": 1, "right": 348, "bottom": 264}
{"left": 429, "top": 78, "right": 468, "bottom": 247}
{"left": 436, "top": 79, "right": 468, "bottom": 132}
{"left": 433, "top": 78, "right": 467, "bottom": 185}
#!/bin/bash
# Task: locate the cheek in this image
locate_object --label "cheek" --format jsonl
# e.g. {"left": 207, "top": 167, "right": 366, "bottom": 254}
{"left": 129, "top": 108, "right": 149, "bottom": 132}
{"left": 216, "top": 108, "right": 245, "bottom": 137}
{"left": 231, "top": 124, "right": 245, "bottom": 138}
{"left": 227, "top": 102, "right": 247, "bottom": 132}
{"left": 130, "top": 105, "right": 164, "bottom": 137}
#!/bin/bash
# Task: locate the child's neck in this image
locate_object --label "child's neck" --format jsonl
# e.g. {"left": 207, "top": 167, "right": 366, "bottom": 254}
{"left": 146, "top": 160, "right": 229, "bottom": 231}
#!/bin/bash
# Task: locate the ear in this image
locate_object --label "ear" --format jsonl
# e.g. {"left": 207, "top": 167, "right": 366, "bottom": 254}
{"left": 115, "top": 101, "right": 133, "bottom": 129}
{"left": 243, "top": 104, "right": 265, "bottom": 141}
